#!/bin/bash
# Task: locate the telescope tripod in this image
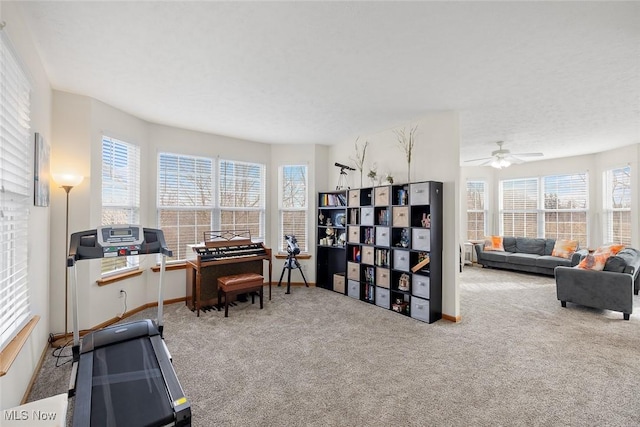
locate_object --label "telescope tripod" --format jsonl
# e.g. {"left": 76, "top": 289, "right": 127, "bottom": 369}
{"left": 277, "top": 251, "right": 309, "bottom": 294}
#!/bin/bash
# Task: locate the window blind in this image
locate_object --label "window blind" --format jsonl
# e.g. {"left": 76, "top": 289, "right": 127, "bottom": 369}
{"left": 500, "top": 178, "right": 538, "bottom": 237}
{"left": 466, "top": 180, "right": 486, "bottom": 240}
{"left": 0, "top": 32, "right": 32, "bottom": 350}
{"left": 101, "top": 136, "right": 140, "bottom": 274}
{"left": 543, "top": 173, "right": 588, "bottom": 243}
{"left": 219, "top": 160, "right": 265, "bottom": 240}
{"left": 157, "top": 153, "right": 213, "bottom": 260}
{"left": 280, "top": 165, "right": 308, "bottom": 252}
{"left": 604, "top": 166, "right": 631, "bottom": 245}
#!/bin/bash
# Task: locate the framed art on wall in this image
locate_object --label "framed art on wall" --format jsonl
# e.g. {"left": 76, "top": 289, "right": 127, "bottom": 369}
{"left": 34, "top": 132, "right": 50, "bottom": 207}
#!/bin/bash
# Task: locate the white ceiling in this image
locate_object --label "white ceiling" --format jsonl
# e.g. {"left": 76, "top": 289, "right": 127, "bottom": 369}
{"left": 15, "top": 1, "right": 640, "bottom": 164}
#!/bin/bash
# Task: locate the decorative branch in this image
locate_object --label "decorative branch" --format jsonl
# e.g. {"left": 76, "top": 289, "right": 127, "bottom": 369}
{"left": 394, "top": 125, "right": 418, "bottom": 181}
{"left": 350, "top": 137, "right": 369, "bottom": 187}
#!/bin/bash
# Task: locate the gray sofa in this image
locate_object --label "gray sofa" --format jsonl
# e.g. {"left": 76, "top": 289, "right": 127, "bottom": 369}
{"left": 474, "top": 237, "right": 587, "bottom": 276}
{"left": 555, "top": 248, "right": 640, "bottom": 320}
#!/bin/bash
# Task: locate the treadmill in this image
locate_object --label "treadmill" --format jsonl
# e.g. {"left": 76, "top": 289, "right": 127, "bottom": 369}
{"left": 67, "top": 225, "right": 191, "bottom": 427}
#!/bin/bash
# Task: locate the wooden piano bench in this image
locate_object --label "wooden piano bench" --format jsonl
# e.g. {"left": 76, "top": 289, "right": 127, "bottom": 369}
{"left": 217, "top": 273, "right": 264, "bottom": 317}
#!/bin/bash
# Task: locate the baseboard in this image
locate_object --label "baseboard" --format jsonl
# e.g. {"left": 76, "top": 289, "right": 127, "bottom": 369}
{"left": 49, "top": 297, "right": 187, "bottom": 347}
{"left": 442, "top": 313, "right": 461, "bottom": 323}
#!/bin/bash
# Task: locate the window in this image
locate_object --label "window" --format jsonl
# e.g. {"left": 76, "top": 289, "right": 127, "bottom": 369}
{"left": 101, "top": 136, "right": 140, "bottom": 274}
{"left": 604, "top": 166, "right": 631, "bottom": 245}
{"left": 156, "top": 155, "right": 266, "bottom": 261}
{"left": 543, "top": 173, "right": 588, "bottom": 245}
{"left": 279, "top": 165, "right": 308, "bottom": 253}
{"left": 219, "top": 160, "right": 265, "bottom": 240}
{"left": 466, "top": 180, "right": 486, "bottom": 240}
{"left": 0, "top": 33, "right": 32, "bottom": 350}
{"left": 157, "top": 153, "right": 213, "bottom": 260}
{"left": 500, "top": 178, "right": 539, "bottom": 238}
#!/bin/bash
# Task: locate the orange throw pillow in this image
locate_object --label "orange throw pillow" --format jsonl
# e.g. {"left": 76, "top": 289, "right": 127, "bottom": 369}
{"left": 484, "top": 236, "right": 504, "bottom": 252}
{"left": 551, "top": 239, "right": 579, "bottom": 259}
{"left": 577, "top": 244, "right": 625, "bottom": 270}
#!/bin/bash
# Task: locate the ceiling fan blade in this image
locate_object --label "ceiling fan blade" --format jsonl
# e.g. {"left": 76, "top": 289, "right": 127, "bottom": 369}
{"left": 511, "top": 152, "right": 543, "bottom": 157}
{"left": 464, "top": 156, "right": 493, "bottom": 163}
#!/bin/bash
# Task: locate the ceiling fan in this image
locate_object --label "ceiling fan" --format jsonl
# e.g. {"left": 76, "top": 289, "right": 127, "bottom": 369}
{"left": 465, "top": 141, "right": 543, "bottom": 169}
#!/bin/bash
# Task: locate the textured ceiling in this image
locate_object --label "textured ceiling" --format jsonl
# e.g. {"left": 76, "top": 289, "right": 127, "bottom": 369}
{"left": 15, "top": 1, "right": 640, "bottom": 163}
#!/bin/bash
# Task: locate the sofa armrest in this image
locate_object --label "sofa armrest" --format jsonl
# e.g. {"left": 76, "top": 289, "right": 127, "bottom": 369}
{"left": 570, "top": 249, "right": 588, "bottom": 266}
{"left": 474, "top": 243, "right": 485, "bottom": 259}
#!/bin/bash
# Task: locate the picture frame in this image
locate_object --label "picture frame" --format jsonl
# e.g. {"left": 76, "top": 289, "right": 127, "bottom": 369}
{"left": 34, "top": 132, "right": 50, "bottom": 207}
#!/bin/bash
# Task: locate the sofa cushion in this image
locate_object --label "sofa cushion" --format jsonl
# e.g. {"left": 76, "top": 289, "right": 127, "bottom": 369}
{"left": 604, "top": 248, "right": 640, "bottom": 275}
{"left": 503, "top": 237, "right": 517, "bottom": 253}
{"left": 544, "top": 239, "right": 556, "bottom": 256}
{"left": 577, "top": 244, "right": 626, "bottom": 271}
{"left": 480, "top": 251, "right": 509, "bottom": 263}
{"left": 515, "top": 238, "right": 546, "bottom": 255}
{"left": 506, "top": 253, "right": 539, "bottom": 267}
{"left": 484, "top": 236, "right": 504, "bottom": 251}
{"left": 551, "top": 239, "right": 579, "bottom": 259}
{"left": 537, "top": 255, "right": 572, "bottom": 269}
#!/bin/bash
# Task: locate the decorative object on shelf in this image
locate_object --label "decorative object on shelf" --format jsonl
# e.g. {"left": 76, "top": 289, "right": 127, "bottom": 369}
{"left": 350, "top": 137, "right": 369, "bottom": 187}
{"left": 421, "top": 213, "right": 431, "bottom": 228}
{"left": 400, "top": 228, "right": 410, "bottom": 248}
{"left": 318, "top": 212, "right": 325, "bottom": 225}
{"left": 394, "top": 125, "right": 418, "bottom": 182}
{"left": 411, "top": 254, "right": 431, "bottom": 273}
{"left": 338, "top": 232, "right": 346, "bottom": 246}
{"left": 336, "top": 213, "right": 346, "bottom": 226}
{"left": 326, "top": 226, "right": 335, "bottom": 237}
{"left": 398, "top": 273, "right": 410, "bottom": 291}
{"left": 367, "top": 166, "right": 377, "bottom": 187}
{"left": 326, "top": 218, "right": 332, "bottom": 226}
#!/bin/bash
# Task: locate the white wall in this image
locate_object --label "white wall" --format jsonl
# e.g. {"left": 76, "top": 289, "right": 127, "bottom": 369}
{"left": 328, "top": 112, "right": 462, "bottom": 320}
{"left": 460, "top": 143, "right": 640, "bottom": 248}
{"left": 0, "top": 1, "right": 52, "bottom": 409}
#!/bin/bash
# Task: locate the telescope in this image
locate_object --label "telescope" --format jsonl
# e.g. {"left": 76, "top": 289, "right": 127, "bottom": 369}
{"left": 335, "top": 162, "right": 355, "bottom": 171}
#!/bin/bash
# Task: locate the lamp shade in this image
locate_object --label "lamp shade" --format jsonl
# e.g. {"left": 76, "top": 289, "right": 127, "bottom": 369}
{"left": 52, "top": 173, "right": 84, "bottom": 187}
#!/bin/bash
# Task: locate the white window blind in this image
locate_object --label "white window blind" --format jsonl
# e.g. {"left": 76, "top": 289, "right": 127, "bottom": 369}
{"left": 157, "top": 153, "right": 213, "bottom": 260}
{"left": 279, "top": 165, "right": 308, "bottom": 252}
{"left": 543, "top": 173, "right": 588, "bottom": 244}
{"left": 604, "top": 166, "right": 631, "bottom": 245}
{"left": 101, "top": 136, "right": 140, "bottom": 274}
{"left": 0, "top": 32, "right": 32, "bottom": 350}
{"left": 219, "top": 160, "right": 265, "bottom": 240}
{"left": 500, "top": 178, "right": 539, "bottom": 238}
{"left": 466, "top": 180, "right": 486, "bottom": 240}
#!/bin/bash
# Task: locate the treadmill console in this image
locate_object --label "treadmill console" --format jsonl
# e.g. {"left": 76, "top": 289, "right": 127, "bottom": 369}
{"left": 97, "top": 225, "right": 144, "bottom": 257}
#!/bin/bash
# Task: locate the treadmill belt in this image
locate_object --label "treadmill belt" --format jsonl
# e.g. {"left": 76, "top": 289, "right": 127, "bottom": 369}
{"left": 91, "top": 338, "right": 174, "bottom": 427}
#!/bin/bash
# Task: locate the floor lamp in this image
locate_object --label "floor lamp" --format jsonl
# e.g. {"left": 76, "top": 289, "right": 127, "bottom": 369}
{"left": 52, "top": 173, "right": 84, "bottom": 347}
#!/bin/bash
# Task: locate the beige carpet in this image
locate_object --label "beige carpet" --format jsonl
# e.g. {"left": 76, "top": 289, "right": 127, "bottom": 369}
{"left": 28, "top": 267, "right": 640, "bottom": 426}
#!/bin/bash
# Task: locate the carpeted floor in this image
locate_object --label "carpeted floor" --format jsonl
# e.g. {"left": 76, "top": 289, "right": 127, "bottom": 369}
{"left": 28, "top": 267, "right": 640, "bottom": 426}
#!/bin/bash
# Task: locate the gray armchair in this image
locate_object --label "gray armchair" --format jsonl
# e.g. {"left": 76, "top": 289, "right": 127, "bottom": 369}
{"left": 555, "top": 248, "right": 640, "bottom": 320}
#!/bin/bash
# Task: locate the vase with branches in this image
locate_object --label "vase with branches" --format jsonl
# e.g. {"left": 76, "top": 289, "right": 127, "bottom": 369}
{"left": 350, "top": 137, "right": 369, "bottom": 187}
{"left": 394, "top": 125, "right": 418, "bottom": 182}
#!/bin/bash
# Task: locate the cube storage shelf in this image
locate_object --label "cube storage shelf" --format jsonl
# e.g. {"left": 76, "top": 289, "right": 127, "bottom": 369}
{"left": 316, "top": 181, "right": 443, "bottom": 323}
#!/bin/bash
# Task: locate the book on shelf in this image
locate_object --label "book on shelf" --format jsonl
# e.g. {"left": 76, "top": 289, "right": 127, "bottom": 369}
{"left": 320, "top": 193, "right": 346, "bottom": 207}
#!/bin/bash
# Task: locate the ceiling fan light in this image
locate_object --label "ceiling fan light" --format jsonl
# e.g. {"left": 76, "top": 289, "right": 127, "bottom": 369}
{"left": 491, "top": 158, "right": 511, "bottom": 169}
